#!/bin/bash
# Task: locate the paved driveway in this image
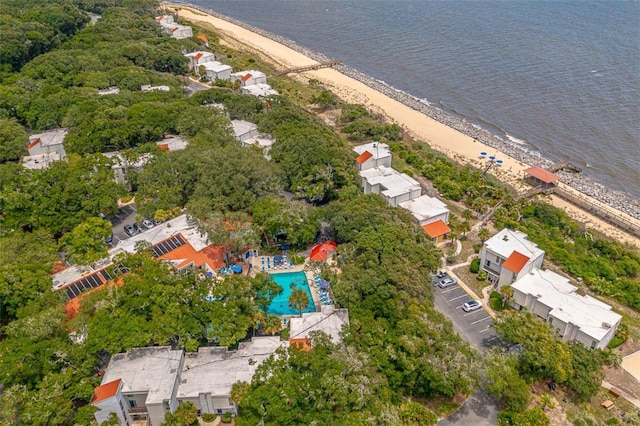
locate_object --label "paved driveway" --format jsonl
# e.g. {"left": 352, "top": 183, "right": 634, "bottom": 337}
{"left": 432, "top": 277, "right": 500, "bottom": 351}
{"left": 432, "top": 274, "right": 501, "bottom": 425}
{"left": 107, "top": 205, "right": 137, "bottom": 247}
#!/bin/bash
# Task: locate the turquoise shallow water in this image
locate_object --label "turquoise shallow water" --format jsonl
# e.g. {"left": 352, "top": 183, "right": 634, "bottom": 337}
{"left": 184, "top": 0, "right": 640, "bottom": 199}
{"left": 268, "top": 271, "right": 315, "bottom": 316}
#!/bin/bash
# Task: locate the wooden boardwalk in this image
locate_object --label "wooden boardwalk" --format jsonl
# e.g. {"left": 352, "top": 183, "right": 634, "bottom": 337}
{"left": 274, "top": 59, "right": 342, "bottom": 76}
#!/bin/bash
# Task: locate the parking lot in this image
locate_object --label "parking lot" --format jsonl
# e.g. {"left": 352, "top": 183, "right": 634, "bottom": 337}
{"left": 106, "top": 205, "right": 137, "bottom": 247}
{"left": 432, "top": 274, "right": 500, "bottom": 351}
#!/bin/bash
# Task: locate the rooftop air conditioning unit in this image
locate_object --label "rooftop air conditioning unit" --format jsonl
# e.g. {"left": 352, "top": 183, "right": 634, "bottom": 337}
{"left": 503, "top": 235, "right": 508, "bottom": 241}
{"left": 602, "top": 322, "right": 612, "bottom": 329}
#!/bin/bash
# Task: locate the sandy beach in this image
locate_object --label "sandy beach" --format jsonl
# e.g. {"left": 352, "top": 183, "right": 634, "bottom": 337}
{"left": 165, "top": 4, "right": 640, "bottom": 247}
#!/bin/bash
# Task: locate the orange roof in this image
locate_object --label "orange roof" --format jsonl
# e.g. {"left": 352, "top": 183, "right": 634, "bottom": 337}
{"left": 157, "top": 143, "right": 169, "bottom": 152}
{"left": 290, "top": 338, "right": 312, "bottom": 351}
{"left": 422, "top": 220, "right": 451, "bottom": 238}
{"left": 156, "top": 16, "right": 163, "bottom": 21}
{"left": 52, "top": 260, "right": 67, "bottom": 274}
{"left": 64, "top": 276, "right": 125, "bottom": 321}
{"left": 241, "top": 73, "right": 253, "bottom": 82}
{"left": 355, "top": 150, "right": 373, "bottom": 164}
{"left": 91, "top": 379, "right": 121, "bottom": 404}
{"left": 158, "top": 238, "right": 224, "bottom": 271}
{"left": 502, "top": 251, "right": 530, "bottom": 273}
{"left": 524, "top": 166, "right": 560, "bottom": 184}
{"left": 194, "top": 53, "right": 203, "bottom": 61}
{"left": 26, "top": 138, "right": 41, "bottom": 150}
{"left": 197, "top": 34, "right": 208, "bottom": 43}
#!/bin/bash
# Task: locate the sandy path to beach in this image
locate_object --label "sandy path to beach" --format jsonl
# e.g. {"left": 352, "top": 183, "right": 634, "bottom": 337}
{"left": 167, "top": 5, "right": 640, "bottom": 248}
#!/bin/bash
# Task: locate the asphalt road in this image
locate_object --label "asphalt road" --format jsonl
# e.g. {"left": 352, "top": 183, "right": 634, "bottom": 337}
{"left": 432, "top": 278, "right": 500, "bottom": 351}
{"left": 437, "top": 390, "right": 498, "bottom": 426}
{"left": 106, "top": 205, "right": 137, "bottom": 247}
{"left": 432, "top": 274, "right": 501, "bottom": 426}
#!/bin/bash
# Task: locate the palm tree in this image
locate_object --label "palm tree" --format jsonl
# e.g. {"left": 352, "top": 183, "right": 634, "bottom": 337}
{"left": 459, "top": 220, "right": 471, "bottom": 237}
{"left": 478, "top": 227, "right": 490, "bottom": 244}
{"left": 264, "top": 314, "right": 282, "bottom": 335}
{"left": 288, "top": 287, "right": 309, "bottom": 316}
{"left": 462, "top": 209, "right": 474, "bottom": 221}
{"left": 500, "top": 285, "right": 514, "bottom": 306}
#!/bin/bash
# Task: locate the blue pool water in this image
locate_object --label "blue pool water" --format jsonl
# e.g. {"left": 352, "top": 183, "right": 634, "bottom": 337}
{"left": 268, "top": 272, "right": 316, "bottom": 316}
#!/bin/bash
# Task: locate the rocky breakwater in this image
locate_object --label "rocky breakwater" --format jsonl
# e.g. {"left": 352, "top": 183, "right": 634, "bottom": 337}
{"left": 176, "top": 3, "right": 640, "bottom": 222}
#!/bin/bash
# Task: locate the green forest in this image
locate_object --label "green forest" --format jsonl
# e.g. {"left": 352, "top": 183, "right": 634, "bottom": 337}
{"left": 1, "top": 1, "right": 639, "bottom": 425}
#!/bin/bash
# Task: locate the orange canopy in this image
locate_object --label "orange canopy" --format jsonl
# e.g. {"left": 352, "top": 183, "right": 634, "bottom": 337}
{"left": 309, "top": 241, "right": 337, "bottom": 262}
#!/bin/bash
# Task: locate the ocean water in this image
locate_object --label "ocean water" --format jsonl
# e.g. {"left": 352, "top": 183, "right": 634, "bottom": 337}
{"left": 185, "top": 0, "right": 640, "bottom": 199}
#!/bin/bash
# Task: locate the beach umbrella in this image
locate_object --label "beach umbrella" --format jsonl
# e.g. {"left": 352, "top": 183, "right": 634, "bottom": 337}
{"left": 310, "top": 241, "right": 337, "bottom": 262}
{"left": 318, "top": 279, "right": 331, "bottom": 290}
{"left": 480, "top": 151, "right": 487, "bottom": 156}
{"left": 496, "top": 159, "right": 504, "bottom": 165}
{"left": 489, "top": 155, "right": 496, "bottom": 160}
{"left": 232, "top": 265, "right": 242, "bottom": 274}
{"left": 274, "top": 254, "right": 283, "bottom": 264}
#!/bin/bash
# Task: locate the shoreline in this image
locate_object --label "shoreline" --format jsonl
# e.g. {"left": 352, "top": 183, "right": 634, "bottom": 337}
{"left": 164, "top": 3, "right": 640, "bottom": 246}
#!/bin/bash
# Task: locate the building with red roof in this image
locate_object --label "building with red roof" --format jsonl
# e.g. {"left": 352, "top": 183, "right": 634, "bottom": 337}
{"left": 353, "top": 142, "right": 392, "bottom": 171}
{"left": 422, "top": 220, "right": 452, "bottom": 243}
{"left": 91, "top": 379, "right": 132, "bottom": 425}
{"left": 524, "top": 166, "right": 560, "bottom": 188}
{"left": 479, "top": 228, "right": 545, "bottom": 289}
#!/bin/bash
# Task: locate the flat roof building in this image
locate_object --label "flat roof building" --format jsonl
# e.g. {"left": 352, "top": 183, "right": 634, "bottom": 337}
{"left": 240, "top": 83, "right": 279, "bottom": 97}
{"left": 177, "top": 337, "right": 286, "bottom": 416}
{"left": 289, "top": 305, "right": 349, "bottom": 345}
{"left": 231, "top": 120, "right": 259, "bottom": 143}
{"left": 359, "top": 166, "right": 421, "bottom": 207}
{"left": 511, "top": 269, "right": 621, "bottom": 349}
{"left": 97, "top": 346, "right": 184, "bottom": 426}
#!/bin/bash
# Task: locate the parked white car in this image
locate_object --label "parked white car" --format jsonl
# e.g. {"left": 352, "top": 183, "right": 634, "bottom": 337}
{"left": 462, "top": 300, "right": 483, "bottom": 312}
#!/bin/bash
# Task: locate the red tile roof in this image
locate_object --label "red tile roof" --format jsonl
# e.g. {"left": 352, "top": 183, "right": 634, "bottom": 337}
{"left": 171, "top": 27, "right": 178, "bottom": 33}
{"left": 91, "top": 379, "right": 121, "bottom": 404}
{"left": 197, "top": 35, "right": 208, "bottom": 44}
{"left": 194, "top": 53, "right": 203, "bottom": 61}
{"left": 26, "top": 138, "right": 41, "bottom": 150}
{"left": 422, "top": 220, "right": 451, "bottom": 238}
{"left": 241, "top": 73, "right": 253, "bottom": 82}
{"left": 157, "top": 238, "right": 225, "bottom": 271}
{"left": 355, "top": 150, "right": 373, "bottom": 165}
{"left": 157, "top": 143, "right": 169, "bottom": 152}
{"left": 524, "top": 166, "right": 560, "bottom": 184}
{"left": 502, "top": 251, "right": 530, "bottom": 273}
{"left": 290, "top": 338, "right": 312, "bottom": 351}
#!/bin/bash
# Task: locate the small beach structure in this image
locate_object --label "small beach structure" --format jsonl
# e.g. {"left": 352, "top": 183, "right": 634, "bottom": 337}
{"left": 523, "top": 166, "right": 560, "bottom": 189}
{"left": 230, "top": 70, "right": 268, "bottom": 86}
{"left": 309, "top": 241, "right": 337, "bottom": 262}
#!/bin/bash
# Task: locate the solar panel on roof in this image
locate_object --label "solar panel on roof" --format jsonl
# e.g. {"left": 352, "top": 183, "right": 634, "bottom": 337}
{"left": 152, "top": 234, "right": 186, "bottom": 257}
{"left": 64, "top": 270, "right": 107, "bottom": 300}
{"left": 100, "top": 269, "right": 112, "bottom": 281}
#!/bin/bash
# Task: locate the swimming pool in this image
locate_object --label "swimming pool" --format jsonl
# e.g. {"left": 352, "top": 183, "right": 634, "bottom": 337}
{"left": 268, "top": 272, "right": 316, "bottom": 316}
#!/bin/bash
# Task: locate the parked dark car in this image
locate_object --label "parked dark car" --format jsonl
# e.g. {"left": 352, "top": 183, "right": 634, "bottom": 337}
{"left": 104, "top": 234, "right": 113, "bottom": 244}
{"left": 436, "top": 271, "right": 448, "bottom": 279}
{"left": 124, "top": 224, "right": 138, "bottom": 237}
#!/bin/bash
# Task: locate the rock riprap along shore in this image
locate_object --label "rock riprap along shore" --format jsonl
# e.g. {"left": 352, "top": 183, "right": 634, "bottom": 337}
{"left": 174, "top": 3, "right": 640, "bottom": 222}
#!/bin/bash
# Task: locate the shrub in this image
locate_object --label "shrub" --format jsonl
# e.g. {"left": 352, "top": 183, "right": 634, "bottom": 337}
{"left": 490, "top": 297, "right": 504, "bottom": 311}
{"left": 473, "top": 243, "right": 482, "bottom": 253}
{"left": 470, "top": 258, "right": 480, "bottom": 273}
{"left": 221, "top": 412, "right": 233, "bottom": 423}
{"left": 607, "top": 335, "right": 625, "bottom": 349}
{"left": 477, "top": 270, "right": 488, "bottom": 281}
{"left": 202, "top": 413, "right": 216, "bottom": 422}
